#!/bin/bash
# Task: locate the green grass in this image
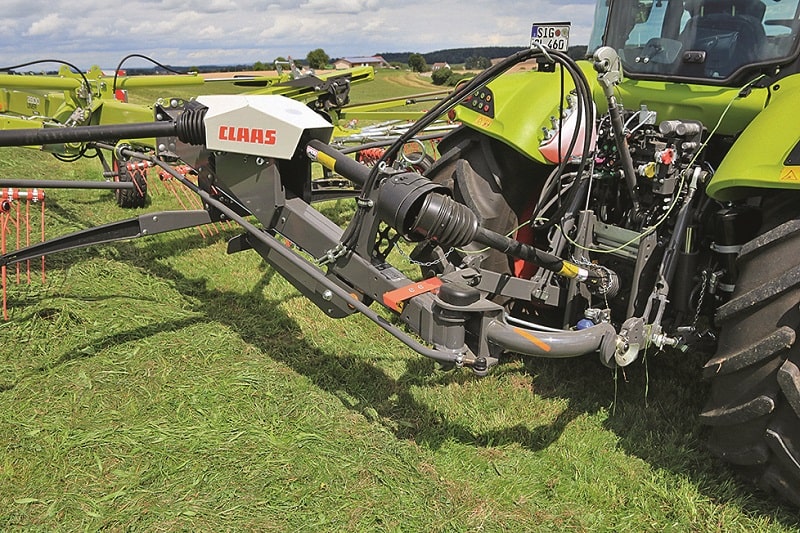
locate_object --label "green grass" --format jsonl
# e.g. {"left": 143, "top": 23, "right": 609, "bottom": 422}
{"left": 1, "top": 71, "right": 799, "bottom": 531}
{"left": 348, "top": 69, "right": 440, "bottom": 101}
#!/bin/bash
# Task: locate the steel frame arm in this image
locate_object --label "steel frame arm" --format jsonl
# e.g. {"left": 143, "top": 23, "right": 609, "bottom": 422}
{"left": 0, "top": 210, "right": 211, "bottom": 267}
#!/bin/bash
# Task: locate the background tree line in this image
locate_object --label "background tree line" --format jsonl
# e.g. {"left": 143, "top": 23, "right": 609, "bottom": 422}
{"left": 385, "top": 45, "right": 588, "bottom": 65}
{"left": 103, "top": 45, "right": 589, "bottom": 76}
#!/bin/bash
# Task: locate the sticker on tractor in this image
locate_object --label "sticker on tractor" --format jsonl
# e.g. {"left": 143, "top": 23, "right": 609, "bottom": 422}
{"left": 530, "top": 22, "right": 571, "bottom": 51}
{"left": 780, "top": 167, "right": 800, "bottom": 182}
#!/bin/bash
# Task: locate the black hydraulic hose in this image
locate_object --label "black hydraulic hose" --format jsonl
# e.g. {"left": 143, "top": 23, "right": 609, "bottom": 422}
{"left": 372, "top": 48, "right": 544, "bottom": 172}
{"left": 551, "top": 59, "right": 591, "bottom": 186}
{"left": 530, "top": 55, "right": 596, "bottom": 232}
{"left": 112, "top": 53, "right": 187, "bottom": 94}
{"left": 340, "top": 47, "right": 557, "bottom": 251}
{"left": 0, "top": 59, "right": 92, "bottom": 103}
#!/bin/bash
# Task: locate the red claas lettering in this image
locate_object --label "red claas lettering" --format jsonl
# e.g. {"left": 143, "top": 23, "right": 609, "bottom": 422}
{"left": 218, "top": 126, "right": 277, "bottom": 145}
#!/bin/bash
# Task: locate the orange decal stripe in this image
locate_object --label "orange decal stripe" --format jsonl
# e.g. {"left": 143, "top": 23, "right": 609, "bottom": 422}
{"left": 512, "top": 327, "right": 552, "bottom": 352}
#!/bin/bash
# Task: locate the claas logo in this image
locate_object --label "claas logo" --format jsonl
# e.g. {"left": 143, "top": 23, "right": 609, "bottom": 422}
{"left": 218, "top": 126, "right": 277, "bottom": 145}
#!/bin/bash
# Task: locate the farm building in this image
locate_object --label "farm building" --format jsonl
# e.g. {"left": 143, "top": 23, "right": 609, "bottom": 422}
{"left": 334, "top": 56, "right": 392, "bottom": 69}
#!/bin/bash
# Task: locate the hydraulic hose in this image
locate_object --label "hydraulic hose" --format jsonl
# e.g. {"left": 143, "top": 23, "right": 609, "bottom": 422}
{"left": 340, "top": 47, "right": 593, "bottom": 252}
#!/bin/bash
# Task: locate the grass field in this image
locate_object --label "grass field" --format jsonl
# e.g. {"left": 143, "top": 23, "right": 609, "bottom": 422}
{"left": 1, "top": 69, "right": 800, "bottom": 531}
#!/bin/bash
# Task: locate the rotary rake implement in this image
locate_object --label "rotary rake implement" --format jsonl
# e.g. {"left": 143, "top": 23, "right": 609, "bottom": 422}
{"left": 0, "top": 57, "right": 376, "bottom": 208}
{"left": 0, "top": 51, "right": 616, "bottom": 373}
{"left": 0, "top": 56, "right": 456, "bottom": 208}
{"left": 0, "top": 58, "right": 461, "bottom": 319}
{"left": 0, "top": 186, "right": 45, "bottom": 320}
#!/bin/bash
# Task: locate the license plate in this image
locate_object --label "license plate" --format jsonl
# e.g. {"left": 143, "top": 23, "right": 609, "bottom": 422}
{"left": 530, "top": 23, "right": 571, "bottom": 51}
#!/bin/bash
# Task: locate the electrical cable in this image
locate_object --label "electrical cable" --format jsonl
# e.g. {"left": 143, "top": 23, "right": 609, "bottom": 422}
{"left": 0, "top": 59, "right": 92, "bottom": 98}
{"left": 112, "top": 54, "right": 189, "bottom": 94}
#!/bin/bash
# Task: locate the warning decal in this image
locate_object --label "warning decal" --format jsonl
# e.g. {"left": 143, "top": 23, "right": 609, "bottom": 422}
{"left": 780, "top": 167, "right": 800, "bottom": 182}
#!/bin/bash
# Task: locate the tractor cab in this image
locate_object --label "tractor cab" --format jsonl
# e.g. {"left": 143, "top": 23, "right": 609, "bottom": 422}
{"left": 588, "top": 0, "right": 800, "bottom": 85}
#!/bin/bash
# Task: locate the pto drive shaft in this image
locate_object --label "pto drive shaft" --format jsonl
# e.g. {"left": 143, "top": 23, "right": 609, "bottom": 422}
{"left": 0, "top": 104, "right": 207, "bottom": 147}
{"left": 305, "top": 139, "right": 595, "bottom": 282}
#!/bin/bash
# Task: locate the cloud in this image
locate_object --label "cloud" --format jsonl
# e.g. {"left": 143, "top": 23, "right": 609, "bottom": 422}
{"left": 7, "top": 0, "right": 599, "bottom": 68}
{"left": 302, "top": 0, "right": 379, "bottom": 14}
{"left": 25, "top": 13, "right": 64, "bottom": 37}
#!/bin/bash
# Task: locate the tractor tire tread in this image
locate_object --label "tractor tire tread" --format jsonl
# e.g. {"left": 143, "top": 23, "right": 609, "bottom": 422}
{"left": 778, "top": 360, "right": 800, "bottom": 419}
{"left": 739, "top": 219, "right": 800, "bottom": 261}
{"left": 703, "top": 196, "right": 800, "bottom": 507}
{"left": 703, "top": 326, "right": 795, "bottom": 378}
{"left": 715, "top": 264, "right": 800, "bottom": 323}
{"left": 699, "top": 394, "right": 775, "bottom": 426}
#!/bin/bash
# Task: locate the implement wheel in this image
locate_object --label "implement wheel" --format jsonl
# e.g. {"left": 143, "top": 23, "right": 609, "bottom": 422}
{"left": 701, "top": 192, "right": 800, "bottom": 506}
{"left": 114, "top": 158, "right": 148, "bottom": 209}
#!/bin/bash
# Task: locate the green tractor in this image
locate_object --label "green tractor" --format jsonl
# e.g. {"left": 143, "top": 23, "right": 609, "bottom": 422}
{"left": 429, "top": 0, "right": 800, "bottom": 506}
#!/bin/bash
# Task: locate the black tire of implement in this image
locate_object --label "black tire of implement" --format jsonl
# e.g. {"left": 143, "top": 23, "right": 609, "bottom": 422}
{"left": 701, "top": 192, "right": 800, "bottom": 506}
{"left": 114, "top": 160, "right": 147, "bottom": 209}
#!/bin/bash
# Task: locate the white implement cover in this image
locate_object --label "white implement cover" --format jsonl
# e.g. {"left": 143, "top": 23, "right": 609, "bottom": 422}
{"left": 197, "top": 94, "right": 333, "bottom": 159}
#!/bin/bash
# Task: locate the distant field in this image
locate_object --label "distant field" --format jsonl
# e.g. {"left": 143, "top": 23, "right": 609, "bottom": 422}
{"left": 1, "top": 69, "right": 799, "bottom": 531}
{"left": 123, "top": 68, "right": 438, "bottom": 107}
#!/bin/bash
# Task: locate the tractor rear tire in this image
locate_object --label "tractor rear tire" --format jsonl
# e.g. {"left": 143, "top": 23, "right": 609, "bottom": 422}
{"left": 701, "top": 193, "right": 800, "bottom": 506}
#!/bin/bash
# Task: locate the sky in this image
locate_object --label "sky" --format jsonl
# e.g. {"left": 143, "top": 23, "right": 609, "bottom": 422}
{"left": 0, "top": 0, "right": 599, "bottom": 70}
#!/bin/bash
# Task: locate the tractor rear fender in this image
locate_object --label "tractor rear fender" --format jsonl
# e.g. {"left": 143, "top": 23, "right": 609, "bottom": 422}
{"left": 454, "top": 61, "right": 601, "bottom": 165}
{"left": 456, "top": 59, "right": 769, "bottom": 168}
{"left": 707, "top": 73, "right": 800, "bottom": 201}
